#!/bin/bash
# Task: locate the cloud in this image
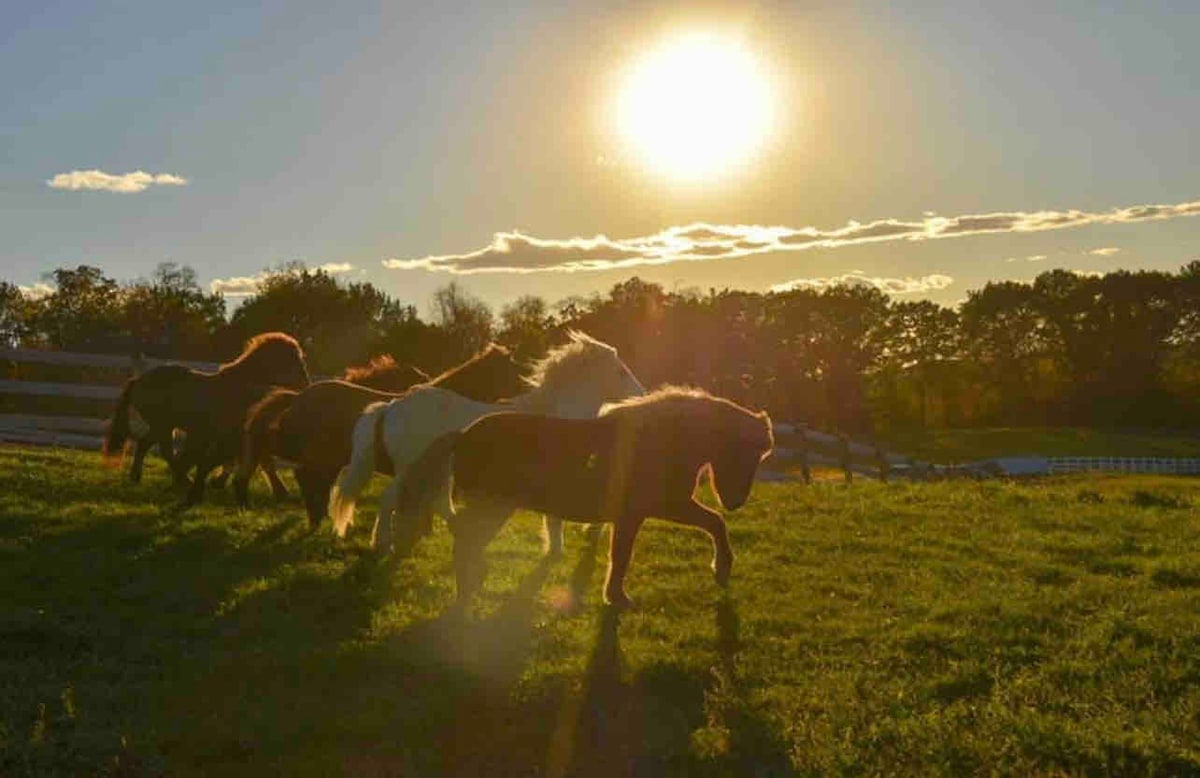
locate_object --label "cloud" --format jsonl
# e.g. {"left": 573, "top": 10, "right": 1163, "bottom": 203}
{"left": 18, "top": 283, "right": 54, "bottom": 300}
{"left": 769, "top": 272, "right": 954, "bottom": 295}
{"left": 1087, "top": 247, "right": 1121, "bottom": 257}
{"left": 1005, "top": 254, "right": 1048, "bottom": 263}
{"left": 209, "top": 262, "right": 357, "bottom": 297}
{"left": 209, "top": 274, "right": 264, "bottom": 297}
{"left": 46, "top": 169, "right": 188, "bottom": 193}
{"left": 382, "top": 197, "right": 1200, "bottom": 275}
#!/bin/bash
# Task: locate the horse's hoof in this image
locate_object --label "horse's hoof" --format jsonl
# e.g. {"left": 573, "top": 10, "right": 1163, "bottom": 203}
{"left": 603, "top": 590, "right": 634, "bottom": 610}
{"left": 712, "top": 558, "right": 733, "bottom": 588}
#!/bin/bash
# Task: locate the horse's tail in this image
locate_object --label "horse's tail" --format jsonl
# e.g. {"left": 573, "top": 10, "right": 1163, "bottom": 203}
{"left": 235, "top": 388, "right": 297, "bottom": 505}
{"left": 329, "top": 401, "right": 390, "bottom": 537}
{"left": 103, "top": 377, "right": 137, "bottom": 461}
{"left": 398, "top": 430, "right": 461, "bottom": 541}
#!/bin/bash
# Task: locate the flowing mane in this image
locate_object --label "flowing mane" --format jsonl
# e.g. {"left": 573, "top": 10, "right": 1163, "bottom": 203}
{"left": 219, "top": 332, "right": 304, "bottom": 374}
{"left": 426, "top": 343, "right": 509, "bottom": 384}
{"left": 527, "top": 330, "right": 618, "bottom": 394}
{"left": 342, "top": 355, "right": 428, "bottom": 390}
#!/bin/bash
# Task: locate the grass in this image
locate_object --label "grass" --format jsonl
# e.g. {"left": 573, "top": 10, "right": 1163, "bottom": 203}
{"left": 882, "top": 426, "right": 1200, "bottom": 463}
{"left": 1, "top": 445, "right": 1199, "bottom": 775}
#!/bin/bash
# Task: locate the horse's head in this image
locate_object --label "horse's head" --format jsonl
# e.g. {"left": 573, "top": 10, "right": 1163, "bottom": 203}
{"left": 473, "top": 343, "right": 529, "bottom": 399}
{"left": 710, "top": 409, "right": 773, "bottom": 511}
{"left": 231, "top": 332, "right": 310, "bottom": 389}
{"left": 530, "top": 331, "right": 645, "bottom": 417}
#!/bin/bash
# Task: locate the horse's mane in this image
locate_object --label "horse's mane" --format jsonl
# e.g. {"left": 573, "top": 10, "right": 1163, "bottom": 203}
{"left": 342, "top": 355, "right": 427, "bottom": 384}
{"left": 427, "top": 342, "right": 510, "bottom": 385}
{"left": 527, "top": 330, "right": 617, "bottom": 392}
{"left": 220, "top": 332, "right": 303, "bottom": 372}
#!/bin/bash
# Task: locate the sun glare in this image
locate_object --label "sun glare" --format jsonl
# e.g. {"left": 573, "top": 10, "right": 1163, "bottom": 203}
{"left": 616, "top": 34, "right": 774, "bottom": 183}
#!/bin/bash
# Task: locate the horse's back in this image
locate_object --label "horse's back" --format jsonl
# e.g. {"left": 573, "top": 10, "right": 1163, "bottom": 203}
{"left": 275, "top": 380, "right": 392, "bottom": 464}
{"left": 454, "top": 413, "right": 616, "bottom": 519}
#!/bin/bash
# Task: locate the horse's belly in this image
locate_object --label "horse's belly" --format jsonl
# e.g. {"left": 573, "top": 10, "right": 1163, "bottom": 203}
{"left": 458, "top": 457, "right": 608, "bottom": 520}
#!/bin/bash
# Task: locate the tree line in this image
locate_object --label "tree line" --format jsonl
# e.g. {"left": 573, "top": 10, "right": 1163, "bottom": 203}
{"left": 3, "top": 260, "right": 1199, "bottom": 431}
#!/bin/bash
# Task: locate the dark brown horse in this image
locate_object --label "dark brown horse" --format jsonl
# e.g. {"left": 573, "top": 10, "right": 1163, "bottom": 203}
{"left": 104, "top": 333, "right": 310, "bottom": 488}
{"left": 234, "top": 343, "right": 527, "bottom": 525}
{"left": 399, "top": 387, "right": 774, "bottom": 610}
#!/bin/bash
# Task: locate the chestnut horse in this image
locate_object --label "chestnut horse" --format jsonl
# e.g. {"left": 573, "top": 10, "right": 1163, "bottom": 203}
{"left": 399, "top": 388, "right": 774, "bottom": 610}
{"left": 103, "top": 333, "right": 310, "bottom": 489}
{"left": 234, "top": 343, "right": 527, "bottom": 526}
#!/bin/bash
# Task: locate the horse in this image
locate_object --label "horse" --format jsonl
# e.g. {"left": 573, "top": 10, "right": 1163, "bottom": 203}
{"left": 103, "top": 333, "right": 310, "bottom": 489}
{"left": 201, "top": 352, "right": 429, "bottom": 494}
{"left": 329, "top": 331, "right": 646, "bottom": 555}
{"left": 399, "top": 388, "right": 774, "bottom": 610}
{"left": 233, "top": 343, "right": 528, "bottom": 526}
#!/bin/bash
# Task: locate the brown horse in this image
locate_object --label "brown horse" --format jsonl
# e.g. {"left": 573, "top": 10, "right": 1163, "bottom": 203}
{"left": 201, "top": 353, "right": 428, "bottom": 494}
{"left": 234, "top": 343, "right": 526, "bottom": 526}
{"left": 104, "top": 333, "right": 310, "bottom": 488}
{"left": 399, "top": 387, "right": 774, "bottom": 610}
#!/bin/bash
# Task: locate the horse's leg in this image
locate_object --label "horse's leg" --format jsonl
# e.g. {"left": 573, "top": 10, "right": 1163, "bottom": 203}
{"left": 663, "top": 499, "right": 734, "bottom": 587}
{"left": 370, "top": 478, "right": 401, "bottom": 553}
{"left": 296, "top": 467, "right": 329, "bottom": 530}
{"left": 542, "top": 515, "right": 565, "bottom": 557}
{"left": 209, "top": 464, "right": 232, "bottom": 489}
{"left": 448, "top": 498, "right": 513, "bottom": 611}
{"left": 261, "top": 458, "right": 289, "bottom": 500}
{"left": 603, "top": 516, "right": 645, "bottom": 609}
{"left": 183, "top": 441, "right": 218, "bottom": 507}
{"left": 129, "top": 438, "right": 150, "bottom": 483}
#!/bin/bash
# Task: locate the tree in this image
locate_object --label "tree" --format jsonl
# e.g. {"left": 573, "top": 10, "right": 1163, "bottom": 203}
{"left": 30, "top": 265, "right": 125, "bottom": 351}
{"left": 121, "top": 263, "right": 226, "bottom": 359}
{"left": 0, "top": 282, "right": 32, "bottom": 347}
{"left": 428, "top": 282, "right": 494, "bottom": 369}
{"left": 498, "top": 295, "right": 557, "bottom": 363}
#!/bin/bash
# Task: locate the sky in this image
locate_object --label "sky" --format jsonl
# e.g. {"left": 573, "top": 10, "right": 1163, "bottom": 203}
{"left": 2, "top": 1, "right": 1198, "bottom": 313}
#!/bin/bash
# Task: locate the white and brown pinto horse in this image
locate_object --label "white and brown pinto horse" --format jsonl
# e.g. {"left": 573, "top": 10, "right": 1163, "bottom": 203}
{"left": 329, "top": 331, "right": 646, "bottom": 553}
{"left": 400, "top": 387, "right": 774, "bottom": 610}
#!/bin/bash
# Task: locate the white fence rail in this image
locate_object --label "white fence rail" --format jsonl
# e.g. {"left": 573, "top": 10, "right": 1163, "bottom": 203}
{"left": 1048, "top": 457, "right": 1200, "bottom": 475}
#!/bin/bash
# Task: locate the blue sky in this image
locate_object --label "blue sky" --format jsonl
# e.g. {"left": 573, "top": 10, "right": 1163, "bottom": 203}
{"left": 3, "top": 1, "right": 1198, "bottom": 311}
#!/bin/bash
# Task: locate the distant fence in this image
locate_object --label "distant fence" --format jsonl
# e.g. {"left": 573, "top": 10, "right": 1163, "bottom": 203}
{"left": 0, "top": 347, "right": 222, "bottom": 450}
{"left": 1049, "top": 457, "right": 1200, "bottom": 476}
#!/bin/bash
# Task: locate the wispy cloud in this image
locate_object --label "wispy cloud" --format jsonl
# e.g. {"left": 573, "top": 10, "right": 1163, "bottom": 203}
{"left": 46, "top": 169, "right": 188, "bottom": 193}
{"left": 209, "top": 262, "right": 356, "bottom": 297}
{"left": 383, "top": 198, "right": 1200, "bottom": 275}
{"left": 1087, "top": 246, "right": 1121, "bottom": 257}
{"left": 1005, "top": 254, "right": 1048, "bottom": 263}
{"left": 769, "top": 271, "right": 954, "bottom": 295}
{"left": 18, "top": 283, "right": 54, "bottom": 300}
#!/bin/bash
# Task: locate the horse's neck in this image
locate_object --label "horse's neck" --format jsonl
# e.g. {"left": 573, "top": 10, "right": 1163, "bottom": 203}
{"left": 513, "top": 382, "right": 600, "bottom": 419}
{"left": 220, "top": 355, "right": 268, "bottom": 384}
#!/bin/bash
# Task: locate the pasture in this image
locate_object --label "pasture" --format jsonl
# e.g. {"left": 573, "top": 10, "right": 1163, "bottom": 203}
{"left": 2, "top": 445, "right": 1199, "bottom": 775}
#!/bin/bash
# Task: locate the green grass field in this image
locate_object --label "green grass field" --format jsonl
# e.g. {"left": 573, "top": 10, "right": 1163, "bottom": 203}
{"left": 2, "top": 445, "right": 1199, "bottom": 776}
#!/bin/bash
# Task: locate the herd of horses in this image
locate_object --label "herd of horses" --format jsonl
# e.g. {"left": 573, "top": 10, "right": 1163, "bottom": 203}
{"left": 103, "top": 331, "right": 775, "bottom": 610}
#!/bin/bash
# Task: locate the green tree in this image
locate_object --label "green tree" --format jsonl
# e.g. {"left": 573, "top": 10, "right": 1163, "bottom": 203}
{"left": 121, "top": 263, "right": 226, "bottom": 359}
{"left": 30, "top": 265, "right": 125, "bottom": 351}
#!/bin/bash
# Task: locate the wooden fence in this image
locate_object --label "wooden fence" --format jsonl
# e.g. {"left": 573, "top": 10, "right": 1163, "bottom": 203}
{"left": 0, "top": 347, "right": 220, "bottom": 450}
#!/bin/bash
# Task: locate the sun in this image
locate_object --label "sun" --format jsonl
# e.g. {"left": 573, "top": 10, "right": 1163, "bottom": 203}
{"left": 615, "top": 33, "right": 774, "bottom": 183}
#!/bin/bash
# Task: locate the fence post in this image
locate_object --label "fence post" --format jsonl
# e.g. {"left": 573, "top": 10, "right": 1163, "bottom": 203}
{"left": 875, "top": 441, "right": 890, "bottom": 483}
{"left": 798, "top": 424, "right": 812, "bottom": 484}
{"left": 839, "top": 433, "right": 852, "bottom": 484}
